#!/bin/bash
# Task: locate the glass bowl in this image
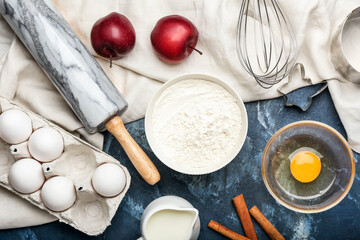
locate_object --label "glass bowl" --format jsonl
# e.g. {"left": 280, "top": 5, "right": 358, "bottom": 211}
{"left": 262, "top": 121, "right": 355, "bottom": 213}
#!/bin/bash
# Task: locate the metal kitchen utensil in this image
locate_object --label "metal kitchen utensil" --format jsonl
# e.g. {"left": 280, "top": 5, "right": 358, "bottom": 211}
{"left": 237, "top": 0, "right": 297, "bottom": 88}
{"left": 331, "top": 7, "right": 360, "bottom": 84}
{"left": 284, "top": 82, "right": 328, "bottom": 111}
{"left": 0, "top": 0, "right": 160, "bottom": 185}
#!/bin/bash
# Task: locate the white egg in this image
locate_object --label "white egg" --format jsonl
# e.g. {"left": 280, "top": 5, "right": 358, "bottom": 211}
{"left": 28, "top": 127, "right": 64, "bottom": 162}
{"left": 92, "top": 163, "right": 126, "bottom": 197}
{"left": 9, "top": 158, "right": 45, "bottom": 194}
{"left": 41, "top": 176, "right": 76, "bottom": 212}
{"left": 0, "top": 109, "right": 32, "bottom": 144}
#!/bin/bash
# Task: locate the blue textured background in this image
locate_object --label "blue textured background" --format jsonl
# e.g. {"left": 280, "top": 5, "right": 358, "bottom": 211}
{"left": 0, "top": 85, "right": 359, "bottom": 240}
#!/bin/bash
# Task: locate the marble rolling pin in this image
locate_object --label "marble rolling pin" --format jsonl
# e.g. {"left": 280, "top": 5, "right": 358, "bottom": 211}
{"left": 0, "top": 0, "right": 160, "bottom": 185}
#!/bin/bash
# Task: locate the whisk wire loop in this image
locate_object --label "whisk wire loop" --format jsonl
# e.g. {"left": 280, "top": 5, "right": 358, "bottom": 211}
{"left": 237, "top": 0, "right": 297, "bottom": 88}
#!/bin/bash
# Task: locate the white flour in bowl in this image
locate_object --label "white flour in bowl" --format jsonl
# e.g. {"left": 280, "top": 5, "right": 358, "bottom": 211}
{"left": 151, "top": 79, "right": 242, "bottom": 169}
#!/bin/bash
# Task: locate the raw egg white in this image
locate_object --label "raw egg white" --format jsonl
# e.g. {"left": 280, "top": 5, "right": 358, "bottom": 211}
{"left": 41, "top": 176, "right": 76, "bottom": 212}
{"left": 0, "top": 109, "right": 32, "bottom": 144}
{"left": 92, "top": 163, "right": 126, "bottom": 197}
{"left": 289, "top": 147, "right": 322, "bottom": 183}
{"left": 9, "top": 158, "right": 45, "bottom": 194}
{"left": 28, "top": 127, "right": 64, "bottom": 162}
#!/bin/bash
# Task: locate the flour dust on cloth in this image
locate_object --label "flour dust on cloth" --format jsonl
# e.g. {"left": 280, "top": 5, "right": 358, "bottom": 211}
{"left": 0, "top": 0, "right": 360, "bottom": 229}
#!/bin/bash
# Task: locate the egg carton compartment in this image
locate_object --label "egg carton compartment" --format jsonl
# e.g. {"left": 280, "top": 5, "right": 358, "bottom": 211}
{"left": 0, "top": 97, "right": 131, "bottom": 236}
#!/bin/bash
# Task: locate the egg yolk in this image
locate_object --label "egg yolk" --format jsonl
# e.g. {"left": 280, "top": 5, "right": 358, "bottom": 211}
{"left": 290, "top": 151, "right": 321, "bottom": 183}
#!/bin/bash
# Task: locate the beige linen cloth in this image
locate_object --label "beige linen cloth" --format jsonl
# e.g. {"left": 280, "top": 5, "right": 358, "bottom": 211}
{"left": 1, "top": 0, "right": 360, "bottom": 229}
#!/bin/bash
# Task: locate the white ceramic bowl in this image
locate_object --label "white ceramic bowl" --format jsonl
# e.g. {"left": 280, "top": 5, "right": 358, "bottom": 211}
{"left": 145, "top": 74, "right": 248, "bottom": 175}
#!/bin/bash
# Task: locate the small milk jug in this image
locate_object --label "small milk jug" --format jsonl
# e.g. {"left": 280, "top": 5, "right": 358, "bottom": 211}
{"left": 138, "top": 195, "right": 200, "bottom": 240}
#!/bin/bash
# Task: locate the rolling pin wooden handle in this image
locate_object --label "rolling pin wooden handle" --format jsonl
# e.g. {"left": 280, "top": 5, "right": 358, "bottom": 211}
{"left": 105, "top": 116, "right": 160, "bottom": 185}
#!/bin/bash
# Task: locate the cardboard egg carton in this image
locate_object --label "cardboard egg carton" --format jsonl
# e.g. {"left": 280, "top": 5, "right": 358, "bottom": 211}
{"left": 0, "top": 97, "right": 131, "bottom": 236}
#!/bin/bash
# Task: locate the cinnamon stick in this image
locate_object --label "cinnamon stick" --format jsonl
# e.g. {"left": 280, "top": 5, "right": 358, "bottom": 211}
{"left": 208, "top": 220, "right": 250, "bottom": 240}
{"left": 249, "top": 206, "right": 285, "bottom": 240}
{"left": 232, "top": 194, "right": 258, "bottom": 240}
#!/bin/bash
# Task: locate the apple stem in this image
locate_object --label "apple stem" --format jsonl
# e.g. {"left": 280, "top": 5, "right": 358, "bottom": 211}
{"left": 109, "top": 52, "right": 112, "bottom": 68}
{"left": 187, "top": 44, "right": 203, "bottom": 55}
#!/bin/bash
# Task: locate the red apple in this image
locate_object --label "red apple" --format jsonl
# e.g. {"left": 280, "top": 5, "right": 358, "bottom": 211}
{"left": 91, "top": 12, "right": 136, "bottom": 67}
{"left": 150, "top": 15, "right": 202, "bottom": 64}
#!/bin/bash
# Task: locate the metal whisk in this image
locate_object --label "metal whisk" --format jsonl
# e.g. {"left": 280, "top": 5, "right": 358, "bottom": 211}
{"left": 237, "top": 0, "right": 297, "bottom": 88}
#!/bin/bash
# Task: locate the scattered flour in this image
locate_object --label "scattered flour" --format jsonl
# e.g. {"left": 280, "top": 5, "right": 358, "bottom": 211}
{"left": 152, "top": 79, "right": 242, "bottom": 169}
